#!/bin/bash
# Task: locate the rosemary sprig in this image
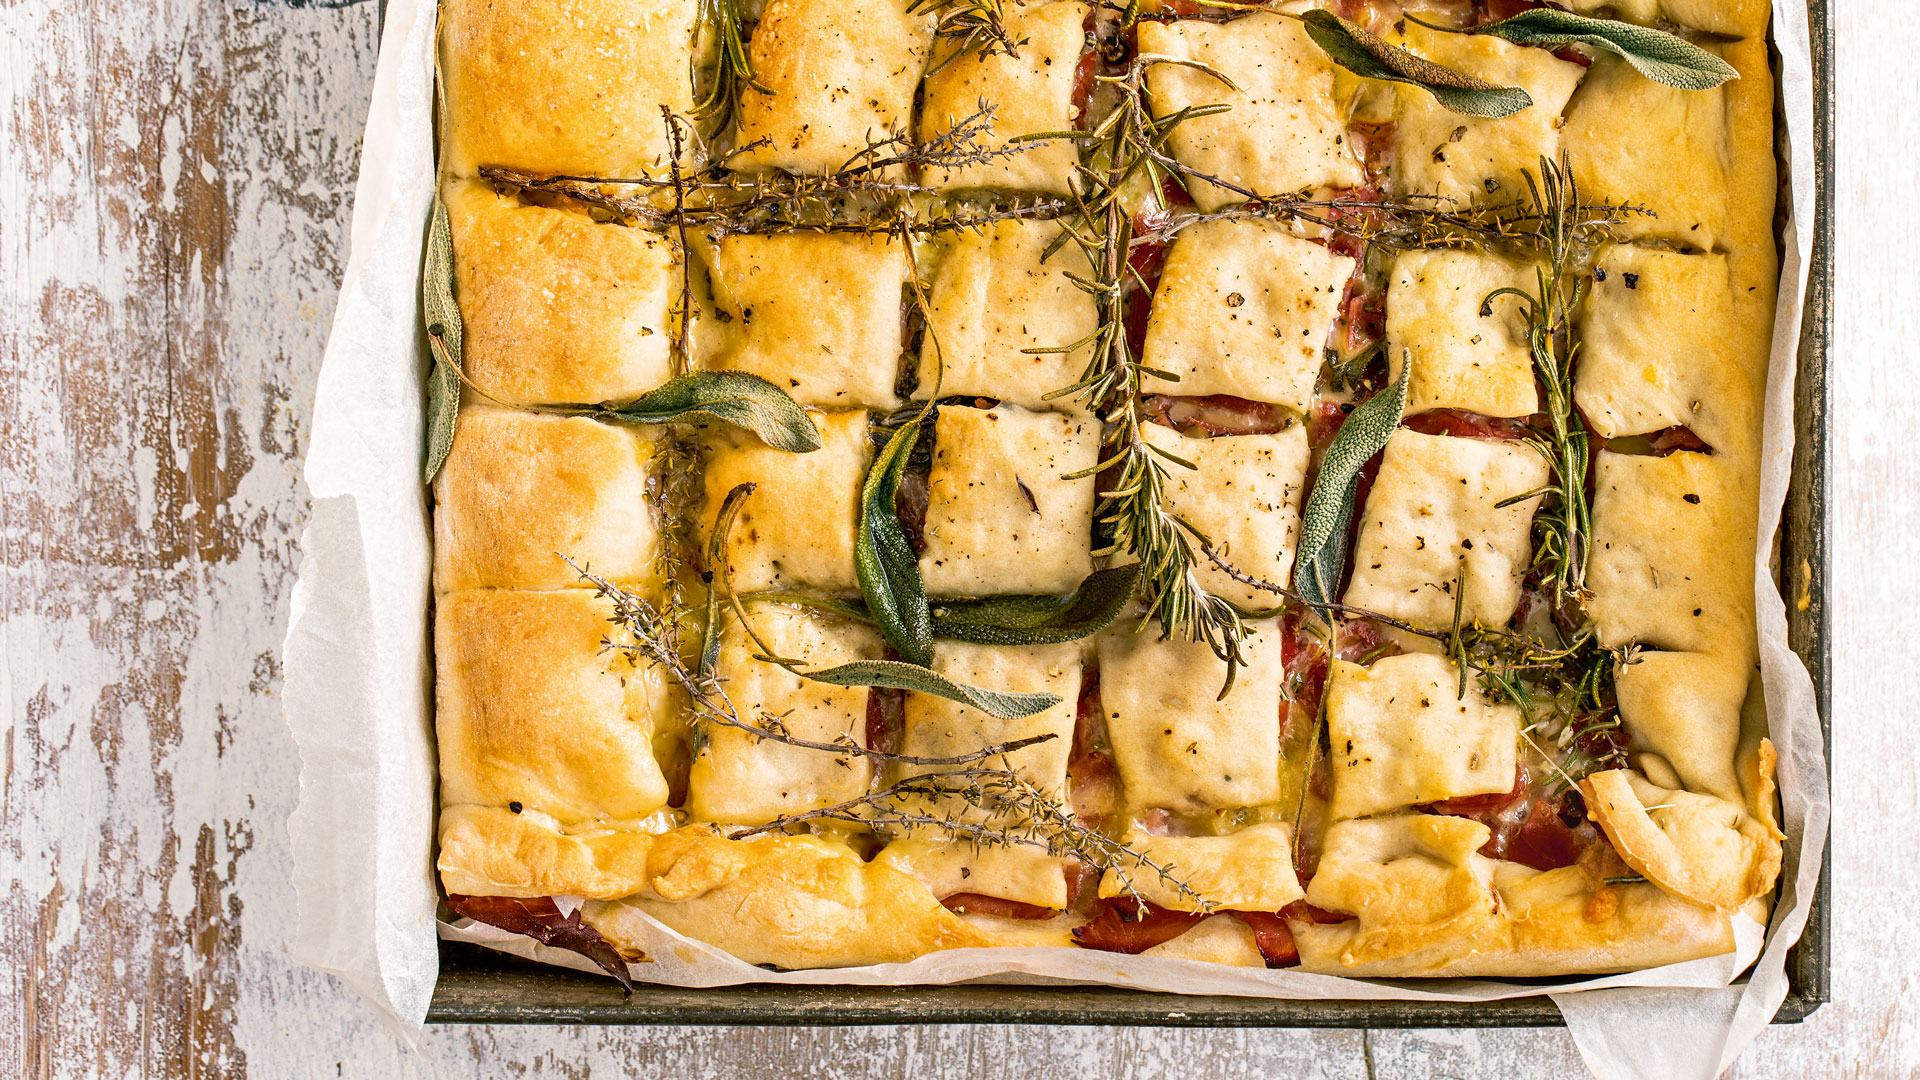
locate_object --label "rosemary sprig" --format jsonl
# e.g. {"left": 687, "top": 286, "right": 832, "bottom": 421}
{"left": 1027, "top": 56, "right": 1252, "bottom": 686}
{"left": 1486, "top": 154, "right": 1611, "bottom": 617}
{"left": 690, "top": 0, "right": 772, "bottom": 134}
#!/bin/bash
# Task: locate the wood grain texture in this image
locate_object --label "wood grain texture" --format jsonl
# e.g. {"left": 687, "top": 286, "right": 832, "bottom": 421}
{"left": 0, "top": 1, "right": 1900, "bottom": 1077}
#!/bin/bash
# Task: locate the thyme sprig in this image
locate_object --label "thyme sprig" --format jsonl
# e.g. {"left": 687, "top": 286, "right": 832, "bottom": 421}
{"left": 916, "top": 0, "right": 1024, "bottom": 74}
{"left": 565, "top": 558, "right": 1202, "bottom": 907}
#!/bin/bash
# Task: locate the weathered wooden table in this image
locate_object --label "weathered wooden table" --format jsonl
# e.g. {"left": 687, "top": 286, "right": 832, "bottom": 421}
{"left": 1, "top": 1, "right": 1903, "bottom": 1075}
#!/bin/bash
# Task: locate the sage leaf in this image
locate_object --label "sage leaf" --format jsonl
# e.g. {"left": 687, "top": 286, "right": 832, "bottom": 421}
{"left": 422, "top": 195, "right": 464, "bottom": 484}
{"left": 929, "top": 563, "right": 1142, "bottom": 646}
{"left": 599, "top": 371, "right": 821, "bottom": 453}
{"left": 1293, "top": 364, "right": 1409, "bottom": 609}
{"left": 798, "top": 659, "right": 1062, "bottom": 720}
{"left": 855, "top": 421, "right": 935, "bottom": 666}
{"left": 1470, "top": 10, "right": 1736, "bottom": 91}
{"left": 1301, "top": 10, "right": 1533, "bottom": 119}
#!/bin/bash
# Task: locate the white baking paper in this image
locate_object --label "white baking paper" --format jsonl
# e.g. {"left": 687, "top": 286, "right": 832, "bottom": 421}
{"left": 284, "top": 0, "right": 1827, "bottom": 1069}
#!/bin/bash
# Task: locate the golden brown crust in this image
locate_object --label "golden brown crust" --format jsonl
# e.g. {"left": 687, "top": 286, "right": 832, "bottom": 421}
{"left": 446, "top": 180, "right": 676, "bottom": 406}
{"left": 436, "top": 589, "right": 673, "bottom": 824}
{"left": 1097, "top": 824, "right": 1304, "bottom": 913}
{"left": 1582, "top": 762, "right": 1784, "bottom": 911}
{"left": 1343, "top": 429, "right": 1549, "bottom": 629}
{"left": 699, "top": 409, "right": 868, "bottom": 593}
{"left": 438, "top": 803, "right": 666, "bottom": 900}
{"left": 1391, "top": 25, "right": 1586, "bottom": 204}
{"left": 432, "top": 407, "right": 656, "bottom": 592}
{"left": 440, "top": 0, "right": 696, "bottom": 177}
{"left": 918, "top": 2, "right": 1088, "bottom": 193}
{"left": 1296, "top": 815, "right": 1737, "bottom": 976}
{"left": 731, "top": 0, "right": 933, "bottom": 176}
{"left": 916, "top": 220, "right": 1098, "bottom": 410}
{"left": 918, "top": 404, "right": 1099, "bottom": 597}
{"left": 583, "top": 830, "right": 992, "bottom": 968}
{"left": 1559, "top": 0, "right": 1772, "bottom": 53}
{"left": 706, "top": 233, "right": 909, "bottom": 409}
{"left": 1138, "top": 422, "right": 1309, "bottom": 608}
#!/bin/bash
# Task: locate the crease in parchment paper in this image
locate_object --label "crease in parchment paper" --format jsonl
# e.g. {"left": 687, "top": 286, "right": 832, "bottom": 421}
{"left": 284, "top": 0, "right": 1827, "bottom": 1070}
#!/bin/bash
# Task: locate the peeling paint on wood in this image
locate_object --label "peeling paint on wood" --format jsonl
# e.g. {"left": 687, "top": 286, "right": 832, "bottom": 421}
{"left": 0, "top": 0, "right": 1906, "bottom": 1077}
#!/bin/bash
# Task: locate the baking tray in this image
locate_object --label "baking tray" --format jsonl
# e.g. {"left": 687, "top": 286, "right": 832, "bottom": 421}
{"left": 426, "top": 0, "right": 1833, "bottom": 1027}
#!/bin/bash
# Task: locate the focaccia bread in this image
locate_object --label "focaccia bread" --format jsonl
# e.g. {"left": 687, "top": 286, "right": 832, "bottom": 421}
{"left": 427, "top": 0, "right": 1786, "bottom": 986}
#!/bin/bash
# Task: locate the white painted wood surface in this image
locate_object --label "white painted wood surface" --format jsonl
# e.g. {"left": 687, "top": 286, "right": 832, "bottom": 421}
{"left": 0, "top": 0, "right": 1902, "bottom": 1075}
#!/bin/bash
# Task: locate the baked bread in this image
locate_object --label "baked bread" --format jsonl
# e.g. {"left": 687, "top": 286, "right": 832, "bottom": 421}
{"left": 428, "top": 0, "right": 1782, "bottom": 981}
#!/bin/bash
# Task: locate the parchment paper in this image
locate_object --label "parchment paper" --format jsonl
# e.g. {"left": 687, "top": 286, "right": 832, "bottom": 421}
{"left": 284, "top": 1, "right": 1827, "bottom": 1071}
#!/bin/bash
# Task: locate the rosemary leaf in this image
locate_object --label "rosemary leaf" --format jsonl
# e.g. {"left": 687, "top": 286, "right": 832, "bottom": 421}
{"left": 856, "top": 420, "right": 936, "bottom": 666}
{"left": 421, "top": 195, "right": 464, "bottom": 484}
{"left": 1300, "top": 11, "right": 1533, "bottom": 119}
{"left": 1468, "top": 10, "right": 1737, "bottom": 91}
{"left": 1292, "top": 362, "right": 1409, "bottom": 609}
{"left": 597, "top": 372, "right": 821, "bottom": 453}
{"left": 789, "top": 658, "right": 1062, "bottom": 719}
{"left": 928, "top": 563, "right": 1142, "bottom": 646}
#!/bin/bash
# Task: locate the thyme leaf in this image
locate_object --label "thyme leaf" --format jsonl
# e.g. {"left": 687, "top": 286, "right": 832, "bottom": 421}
{"left": 597, "top": 371, "right": 821, "bottom": 453}
{"left": 1465, "top": 10, "right": 1737, "bottom": 91}
{"left": 1299, "top": 10, "right": 1533, "bottom": 119}
{"left": 422, "top": 195, "right": 464, "bottom": 483}
{"left": 856, "top": 420, "right": 936, "bottom": 666}
{"left": 1292, "top": 361, "right": 1409, "bottom": 610}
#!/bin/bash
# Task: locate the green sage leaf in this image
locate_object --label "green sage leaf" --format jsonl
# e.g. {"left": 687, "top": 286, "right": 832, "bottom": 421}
{"left": 598, "top": 371, "right": 821, "bottom": 453}
{"left": 1469, "top": 10, "right": 1736, "bottom": 91}
{"left": 855, "top": 421, "right": 935, "bottom": 666}
{"left": 422, "top": 195, "right": 464, "bottom": 484}
{"left": 798, "top": 659, "right": 1062, "bottom": 720}
{"left": 1293, "top": 363, "right": 1409, "bottom": 609}
{"left": 928, "top": 563, "right": 1142, "bottom": 646}
{"left": 1301, "top": 10, "right": 1533, "bottom": 119}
